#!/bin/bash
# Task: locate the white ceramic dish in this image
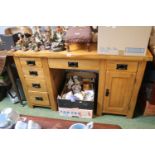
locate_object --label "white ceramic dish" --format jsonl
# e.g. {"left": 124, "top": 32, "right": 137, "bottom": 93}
{"left": 69, "top": 122, "right": 93, "bottom": 129}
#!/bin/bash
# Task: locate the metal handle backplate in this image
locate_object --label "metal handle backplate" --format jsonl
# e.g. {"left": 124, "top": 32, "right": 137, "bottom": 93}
{"left": 68, "top": 62, "right": 78, "bottom": 67}
{"left": 29, "top": 71, "right": 38, "bottom": 76}
{"left": 116, "top": 64, "right": 128, "bottom": 70}
{"left": 32, "top": 83, "right": 41, "bottom": 88}
{"left": 26, "top": 60, "right": 36, "bottom": 66}
{"left": 35, "top": 97, "right": 43, "bottom": 101}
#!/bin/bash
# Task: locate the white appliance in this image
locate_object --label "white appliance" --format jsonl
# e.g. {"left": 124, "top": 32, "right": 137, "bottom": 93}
{"left": 97, "top": 26, "right": 152, "bottom": 56}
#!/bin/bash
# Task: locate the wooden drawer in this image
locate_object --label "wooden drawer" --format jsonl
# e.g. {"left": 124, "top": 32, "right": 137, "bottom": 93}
{"left": 48, "top": 59, "right": 100, "bottom": 70}
{"left": 107, "top": 61, "right": 138, "bottom": 72}
{"left": 25, "top": 78, "right": 47, "bottom": 92}
{"left": 22, "top": 67, "right": 44, "bottom": 78}
{"left": 20, "top": 58, "right": 42, "bottom": 68}
{"left": 28, "top": 91, "right": 50, "bottom": 106}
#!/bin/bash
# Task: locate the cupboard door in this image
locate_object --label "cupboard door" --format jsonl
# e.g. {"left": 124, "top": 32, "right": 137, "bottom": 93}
{"left": 103, "top": 71, "right": 135, "bottom": 115}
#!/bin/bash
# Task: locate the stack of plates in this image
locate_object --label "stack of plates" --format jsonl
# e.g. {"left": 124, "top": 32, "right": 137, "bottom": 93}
{"left": 0, "top": 114, "right": 14, "bottom": 129}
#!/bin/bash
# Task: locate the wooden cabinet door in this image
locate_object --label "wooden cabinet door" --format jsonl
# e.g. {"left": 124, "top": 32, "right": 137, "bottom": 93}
{"left": 103, "top": 71, "right": 136, "bottom": 115}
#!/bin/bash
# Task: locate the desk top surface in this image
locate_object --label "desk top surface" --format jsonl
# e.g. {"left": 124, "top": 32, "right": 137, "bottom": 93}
{"left": 1, "top": 44, "right": 153, "bottom": 61}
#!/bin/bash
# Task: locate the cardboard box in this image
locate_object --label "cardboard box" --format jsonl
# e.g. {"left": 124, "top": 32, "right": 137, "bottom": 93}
{"left": 58, "top": 108, "right": 93, "bottom": 118}
{"left": 98, "top": 26, "right": 152, "bottom": 56}
{"left": 57, "top": 71, "right": 97, "bottom": 118}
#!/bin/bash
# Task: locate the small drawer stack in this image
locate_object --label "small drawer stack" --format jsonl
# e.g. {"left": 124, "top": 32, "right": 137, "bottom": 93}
{"left": 20, "top": 58, "right": 50, "bottom": 107}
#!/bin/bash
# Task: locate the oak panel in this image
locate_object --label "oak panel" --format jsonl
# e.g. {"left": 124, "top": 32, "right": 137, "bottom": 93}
{"left": 20, "top": 58, "right": 42, "bottom": 67}
{"left": 25, "top": 78, "right": 47, "bottom": 92}
{"left": 48, "top": 59, "right": 100, "bottom": 70}
{"left": 107, "top": 61, "right": 138, "bottom": 72}
{"left": 28, "top": 91, "right": 50, "bottom": 106}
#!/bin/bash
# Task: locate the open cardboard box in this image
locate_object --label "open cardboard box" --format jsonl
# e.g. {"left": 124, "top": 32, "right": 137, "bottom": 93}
{"left": 57, "top": 71, "right": 97, "bottom": 118}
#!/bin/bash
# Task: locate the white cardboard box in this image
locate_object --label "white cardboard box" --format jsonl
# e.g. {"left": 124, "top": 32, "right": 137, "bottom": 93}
{"left": 98, "top": 26, "right": 152, "bottom": 56}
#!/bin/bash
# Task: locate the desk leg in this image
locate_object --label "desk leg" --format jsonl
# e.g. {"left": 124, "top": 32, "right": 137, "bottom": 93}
{"left": 42, "top": 58, "right": 58, "bottom": 111}
{"left": 97, "top": 61, "right": 106, "bottom": 116}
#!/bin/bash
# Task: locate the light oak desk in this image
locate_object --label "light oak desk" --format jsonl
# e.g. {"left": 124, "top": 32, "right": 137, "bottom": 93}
{"left": 13, "top": 44, "right": 153, "bottom": 118}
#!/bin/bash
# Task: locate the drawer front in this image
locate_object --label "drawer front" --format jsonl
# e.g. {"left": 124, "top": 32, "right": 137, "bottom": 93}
{"left": 48, "top": 59, "right": 100, "bottom": 70}
{"left": 20, "top": 58, "right": 42, "bottom": 67}
{"left": 28, "top": 91, "right": 50, "bottom": 106}
{"left": 107, "top": 61, "right": 138, "bottom": 72}
{"left": 25, "top": 78, "right": 47, "bottom": 92}
{"left": 22, "top": 67, "right": 44, "bottom": 78}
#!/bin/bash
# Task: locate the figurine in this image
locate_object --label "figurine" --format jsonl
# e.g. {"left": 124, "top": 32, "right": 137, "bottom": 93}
{"left": 51, "top": 26, "right": 65, "bottom": 51}
{"left": 15, "top": 33, "right": 24, "bottom": 50}
{"left": 73, "top": 75, "right": 81, "bottom": 85}
{"left": 40, "top": 26, "right": 52, "bottom": 50}
{"left": 72, "top": 84, "right": 82, "bottom": 94}
{"left": 66, "top": 77, "right": 74, "bottom": 90}
{"left": 91, "top": 26, "right": 98, "bottom": 43}
{"left": 33, "top": 26, "right": 42, "bottom": 42}
{"left": 28, "top": 35, "right": 38, "bottom": 51}
{"left": 22, "top": 35, "right": 31, "bottom": 51}
{"left": 33, "top": 26, "right": 43, "bottom": 51}
{"left": 31, "top": 26, "right": 53, "bottom": 51}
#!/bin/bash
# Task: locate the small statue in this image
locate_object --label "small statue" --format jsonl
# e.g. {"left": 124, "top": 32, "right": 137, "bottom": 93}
{"left": 15, "top": 33, "right": 24, "bottom": 50}
{"left": 73, "top": 75, "right": 81, "bottom": 85}
{"left": 51, "top": 26, "right": 65, "bottom": 51}
{"left": 66, "top": 77, "right": 74, "bottom": 90}
{"left": 28, "top": 35, "right": 38, "bottom": 51}
{"left": 41, "top": 26, "right": 52, "bottom": 50}
{"left": 91, "top": 26, "right": 98, "bottom": 43}
{"left": 72, "top": 84, "right": 82, "bottom": 94}
{"left": 22, "top": 35, "right": 31, "bottom": 51}
{"left": 33, "top": 27, "right": 42, "bottom": 43}
{"left": 33, "top": 26, "right": 43, "bottom": 51}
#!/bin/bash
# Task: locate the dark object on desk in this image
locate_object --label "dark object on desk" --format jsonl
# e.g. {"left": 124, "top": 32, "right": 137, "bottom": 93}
{"left": 0, "top": 35, "right": 15, "bottom": 50}
{"left": 64, "top": 26, "right": 92, "bottom": 52}
{"left": 12, "top": 32, "right": 31, "bottom": 43}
